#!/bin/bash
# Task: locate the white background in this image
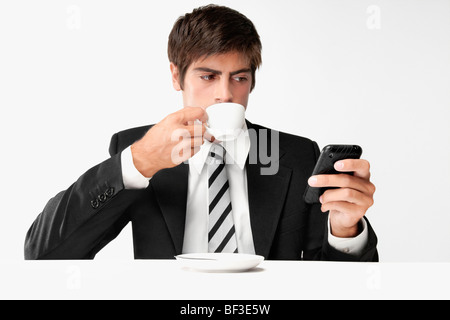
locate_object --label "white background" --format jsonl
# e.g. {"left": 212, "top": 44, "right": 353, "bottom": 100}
{"left": 1, "top": 0, "right": 449, "bottom": 262}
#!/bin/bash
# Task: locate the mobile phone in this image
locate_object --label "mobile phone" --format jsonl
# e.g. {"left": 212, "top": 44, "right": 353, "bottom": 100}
{"left": 303, "top": 144, "right": 363, "bottom": 204}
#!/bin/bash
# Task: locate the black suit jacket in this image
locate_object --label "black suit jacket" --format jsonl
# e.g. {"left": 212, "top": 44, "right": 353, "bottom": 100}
{"left": 24, "top": 120, "right": 378, "bottom": 261}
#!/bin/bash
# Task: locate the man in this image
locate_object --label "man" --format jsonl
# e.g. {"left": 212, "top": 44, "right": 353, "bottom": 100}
{"left": 25, "top": 5, "right": 378, "bottom": 261}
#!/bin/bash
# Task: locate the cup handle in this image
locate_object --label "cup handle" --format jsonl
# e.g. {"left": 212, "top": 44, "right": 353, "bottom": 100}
{"left": 193, "top": 119, "right": 212, "bottom": 135}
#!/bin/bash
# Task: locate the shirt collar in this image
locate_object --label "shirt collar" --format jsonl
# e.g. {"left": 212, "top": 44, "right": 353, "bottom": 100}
{"left": 189, "top": 122, "right": 250, "bottom": 174}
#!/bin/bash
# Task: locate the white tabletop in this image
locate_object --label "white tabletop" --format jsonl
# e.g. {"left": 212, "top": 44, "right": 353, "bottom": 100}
{"left": 1, "top": 260, "right": 449, "bottom": 300}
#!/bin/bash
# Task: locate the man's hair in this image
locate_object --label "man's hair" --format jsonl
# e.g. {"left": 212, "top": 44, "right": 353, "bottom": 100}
{"left": 168, "top": 4, "right": 262, "bottom": 91}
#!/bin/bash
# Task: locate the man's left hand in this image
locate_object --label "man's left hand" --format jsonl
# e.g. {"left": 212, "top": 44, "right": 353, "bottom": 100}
{"left": 308, "top": 159, "right": 376, "bottom": 238}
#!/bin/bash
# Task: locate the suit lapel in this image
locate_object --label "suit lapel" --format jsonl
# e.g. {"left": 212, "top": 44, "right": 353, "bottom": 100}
{"left": 246, "top": 121, "right": 292, "bottom": 258}
{"left": 151, "top": 163, "right": 189, "bottom": 254}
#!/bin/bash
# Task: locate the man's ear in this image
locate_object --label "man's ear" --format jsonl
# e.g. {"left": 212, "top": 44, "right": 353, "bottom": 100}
{"left": 170, "top": 63, "right": 182, "bottom": 91}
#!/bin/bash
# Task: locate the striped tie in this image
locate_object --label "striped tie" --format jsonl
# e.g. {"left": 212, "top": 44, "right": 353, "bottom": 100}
{"left": 207, "top": 144, "right": 238, "bottom": 253}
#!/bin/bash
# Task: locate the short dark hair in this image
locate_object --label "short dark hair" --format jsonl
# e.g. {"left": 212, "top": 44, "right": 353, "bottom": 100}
{"left": 168, "top": 4, "right": 262, "bottom": 91}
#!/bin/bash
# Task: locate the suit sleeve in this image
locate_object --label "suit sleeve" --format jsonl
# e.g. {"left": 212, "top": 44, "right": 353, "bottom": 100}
{"left": 303, "top": 141, "right": 379, "bottom": 262}
{"left": 24, "top": 136, "right": 140, "bottom": 259}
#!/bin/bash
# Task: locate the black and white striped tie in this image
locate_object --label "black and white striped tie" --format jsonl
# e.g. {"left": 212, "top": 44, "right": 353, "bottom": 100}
{"left": 207, "top": 144, "right": 238, "bottom": 253}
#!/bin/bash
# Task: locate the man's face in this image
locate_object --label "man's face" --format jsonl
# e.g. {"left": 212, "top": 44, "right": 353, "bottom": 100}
{"left": 170, "top": 51, "right": 252, "bottom": 109}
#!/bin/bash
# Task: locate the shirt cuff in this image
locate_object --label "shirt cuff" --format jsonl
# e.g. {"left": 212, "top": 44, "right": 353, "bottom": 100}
{"left": 327, "top": 217, "right": 369, "bottom": 256}
{"left": 121, "top": 145, "right": 151, "bottom": 190}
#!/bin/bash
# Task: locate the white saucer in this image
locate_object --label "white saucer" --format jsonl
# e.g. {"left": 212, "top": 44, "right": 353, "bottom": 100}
{"left": 175, "top": 253, "right": 264, "bottom": 272}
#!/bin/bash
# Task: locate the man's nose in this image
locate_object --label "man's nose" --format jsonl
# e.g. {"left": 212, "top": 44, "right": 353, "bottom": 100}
{"left": 214, "top": 79, "right": 233, "bottom": 103}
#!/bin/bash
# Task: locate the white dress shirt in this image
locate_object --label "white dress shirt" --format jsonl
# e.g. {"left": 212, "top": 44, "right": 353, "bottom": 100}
{"left": 120, "top": 124, "right": 368, "bottom": 256}
{"left": 184, "top": 125, "right": 255, "bottom": 254}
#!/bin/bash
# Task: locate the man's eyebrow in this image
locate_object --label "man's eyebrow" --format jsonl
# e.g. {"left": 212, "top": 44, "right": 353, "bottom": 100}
{"left": 193, "top": 67, "right": 222, "bottom": 75}
{"left": 230, "top": 68, "right": 251, "bottom": 76}
{"left": 193, "top": 67, "right": 251, "bottom": 76}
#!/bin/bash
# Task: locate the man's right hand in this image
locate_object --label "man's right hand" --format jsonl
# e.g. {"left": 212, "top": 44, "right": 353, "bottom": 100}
{"left": 130, "top": 107, "right": 208, "bottom": 178}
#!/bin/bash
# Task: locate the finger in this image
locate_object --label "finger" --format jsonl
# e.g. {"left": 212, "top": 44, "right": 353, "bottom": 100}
{"left": 185, "top": 123, "right": 207, "bottom": 137}
{"left": 178, "top": 107, "right": 208, "bottom": 124}
{"left": 187, "top": 118, "right": 207, "bottom": 126}
{"left": 174, "top": 144, "right": 202, "bottom": 163}
{"left": 321, "top": 201, "right": 365, "bottom": 218}
{"left": 309, "top": 174, "right": 375, "bottom": 195}
{"left": 320, "top": 188, "right": 374, "bottom": 208}
{"left": 190, "top": 136, "right": 205, "bottom": 148}
{"left": 334, "top": 159, "right": 371, "bottom": 180}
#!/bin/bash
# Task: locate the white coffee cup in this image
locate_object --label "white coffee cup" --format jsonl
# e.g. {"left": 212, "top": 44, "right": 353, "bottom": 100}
{"left": 205, "top": 102, "right": 246, "bottom": 141}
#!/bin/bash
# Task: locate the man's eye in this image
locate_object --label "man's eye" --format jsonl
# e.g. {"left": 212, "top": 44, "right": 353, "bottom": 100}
{"left": 234, "top": 76, "right": 248, "bottom": 82}
{"left": 201, "top": 75, "right": 215, "bottom": 81}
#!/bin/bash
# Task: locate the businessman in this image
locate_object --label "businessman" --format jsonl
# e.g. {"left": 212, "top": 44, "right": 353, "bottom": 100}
{"left": 25, "top": 5, "right": 378, "bottom": 261}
